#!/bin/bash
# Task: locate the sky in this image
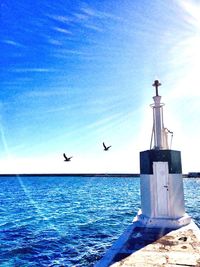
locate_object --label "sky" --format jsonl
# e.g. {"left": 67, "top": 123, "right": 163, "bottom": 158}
{"left": 0, "top": 0, "right": 200, "bottom": 174}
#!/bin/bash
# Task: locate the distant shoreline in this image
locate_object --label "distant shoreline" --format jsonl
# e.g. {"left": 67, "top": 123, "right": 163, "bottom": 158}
{"left": 0, "top": 173, "right": 197, "bottom": 178}
{"left": 0, "top": 173, "right": 139, "bottom": 177}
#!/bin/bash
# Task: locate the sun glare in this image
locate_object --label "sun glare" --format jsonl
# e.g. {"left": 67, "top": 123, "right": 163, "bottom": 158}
{"left": 169, "top": 0, "right": 200, "bottom": 98}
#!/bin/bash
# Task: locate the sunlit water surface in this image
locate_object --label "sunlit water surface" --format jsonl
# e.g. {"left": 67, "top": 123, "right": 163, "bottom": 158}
{"left": 0, "top": 176, "right": 199, "bottom": 267}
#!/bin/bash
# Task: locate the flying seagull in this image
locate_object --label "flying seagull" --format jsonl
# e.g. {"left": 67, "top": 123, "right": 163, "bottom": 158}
{"left": 63, "top": 153, "right": 72, "bottom": 161}
{"left": 103, "top": 142, "right": 111, "bottom": 151}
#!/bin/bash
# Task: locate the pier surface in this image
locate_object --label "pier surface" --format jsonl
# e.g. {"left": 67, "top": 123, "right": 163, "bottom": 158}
{"left": 96, "top": 220, "right": 200, "bottom": 267}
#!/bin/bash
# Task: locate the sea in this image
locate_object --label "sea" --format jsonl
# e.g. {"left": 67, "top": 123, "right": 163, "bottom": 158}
{"left": 0, "top": 175, "right": 199, "bottom": 267}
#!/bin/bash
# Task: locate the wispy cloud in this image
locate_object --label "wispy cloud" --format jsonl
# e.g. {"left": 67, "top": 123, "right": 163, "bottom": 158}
{"left": 46, "top": 28, "right": 74, "bottom": 46}
{"left": 73, "top": 12, "right": 90, "bottom": 21}
{"left": 47, "top": 39, "right": 63, "bottom": 46}
{"left": 2, "top": 78, "right": 34, "bottom": 86}
{"left": 47, "top": 14, "right": 72, "bottom": 24}
{"left": 24, "top": 89, "right": 68, "bottom": 98}
{"left": 52, "top": 48, "right": 93, "bottom": 59}
{"left": 87, "top": 115, "right": 119, "bottom": 130}
{"left": 76, "top": 5, "right": 122, "bottom": 32}
{"left": 80, "top": 6, "right": 122, "bottom": 21}
{"left": 80, "top": 7, "right": 96, "bottom": 17}
{"left": 84, "top": 23, "right": 103, "bottom": 32}
{"left": 46, "top": 4, "right": 122, "bottom": 42}
{"left": 2, "top": 39, "right": 23, "bottom": 47}
{"left": 11, "top": 68, "right": 54, "bottom": 73}
{"left": 53, "top": 26, "right": 72, "bottom": 35}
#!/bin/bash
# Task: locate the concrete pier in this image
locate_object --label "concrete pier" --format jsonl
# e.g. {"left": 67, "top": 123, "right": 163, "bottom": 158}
{"left": 95, "top": 220, "right": 200, "bottom": 266}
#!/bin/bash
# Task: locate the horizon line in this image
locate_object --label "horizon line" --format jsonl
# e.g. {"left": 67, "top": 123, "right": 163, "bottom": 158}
{"left": 0, "top": 173, "right": 139, "bottom": 177}
{"left": 0, "top": 173, "right": 192, "bottom": 178}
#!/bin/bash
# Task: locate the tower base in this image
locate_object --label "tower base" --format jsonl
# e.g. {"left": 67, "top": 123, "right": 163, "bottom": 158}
{"left": 136, "top": 209, "right": 191, "bottom": 229}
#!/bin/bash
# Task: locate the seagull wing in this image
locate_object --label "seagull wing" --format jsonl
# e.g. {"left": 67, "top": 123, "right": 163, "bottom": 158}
{"left": 103, "top": 142, "right": 107, "bottom": 149}
{"left": 63, "top": 153, "right": 68, "bottom": 160}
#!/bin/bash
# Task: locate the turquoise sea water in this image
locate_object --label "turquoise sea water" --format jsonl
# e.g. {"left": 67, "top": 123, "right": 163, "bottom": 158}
{"left": 0, "top": 176, "right": 199, "bottom": 267}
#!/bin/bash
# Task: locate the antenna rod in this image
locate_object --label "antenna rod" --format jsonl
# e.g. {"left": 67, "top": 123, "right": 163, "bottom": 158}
{"left": 152, "top": 80, "right": 161, "bottom": 96}
{"left": 151, "top": 80, "right": 163, "bottom": 149}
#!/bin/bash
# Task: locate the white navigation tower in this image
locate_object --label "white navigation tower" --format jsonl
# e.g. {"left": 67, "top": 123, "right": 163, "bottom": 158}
{"left": 138, "top": 80, "right": 191, "bottom": 228}
{"left": 96, "top": 80, "right": 200, "bottom": 267}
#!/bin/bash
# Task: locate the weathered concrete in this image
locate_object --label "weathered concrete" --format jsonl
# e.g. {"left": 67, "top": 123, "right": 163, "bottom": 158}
{"left": 95, "top": 220, "right": 200, "bottom": 267}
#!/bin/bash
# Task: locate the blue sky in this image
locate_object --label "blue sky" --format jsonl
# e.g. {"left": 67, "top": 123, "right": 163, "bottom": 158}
{"left": 1, "top": 0, "right": 200, "bottom": 173}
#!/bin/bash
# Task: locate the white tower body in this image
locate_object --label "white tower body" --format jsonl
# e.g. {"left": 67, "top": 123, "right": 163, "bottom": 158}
{"left": 152, "top": 96, "right": 165, "bottom": 149}
{"left": 138, "top": 80, "right": 191, "bottom": 228}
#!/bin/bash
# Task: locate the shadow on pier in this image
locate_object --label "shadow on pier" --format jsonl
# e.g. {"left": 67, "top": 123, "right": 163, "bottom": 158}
{"left": 111, "top": 227, "right": 173, "bottom": 265}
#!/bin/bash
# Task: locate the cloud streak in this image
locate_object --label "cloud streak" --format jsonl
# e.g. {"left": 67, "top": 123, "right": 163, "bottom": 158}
{"left": 23, "top": 89, "right": 68, "bottom": 98}
{"left": 10, "top": 68, "right": 55, "bottom": 73}
{"left": 53, "top": 26, "right": 72, "bottom": 35}
{"left": 2, "top": 40, "right": 24, "bottom": 47}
